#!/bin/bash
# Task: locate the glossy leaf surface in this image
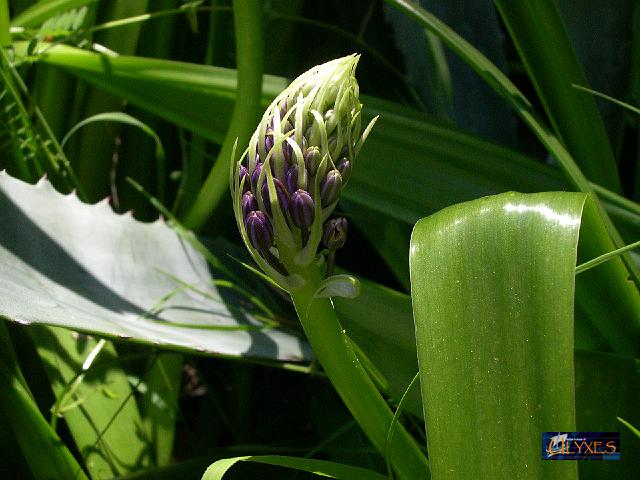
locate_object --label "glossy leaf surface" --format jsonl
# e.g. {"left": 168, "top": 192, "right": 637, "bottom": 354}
{"left": 410, "top": 191, "right": 585, "bottom": 479}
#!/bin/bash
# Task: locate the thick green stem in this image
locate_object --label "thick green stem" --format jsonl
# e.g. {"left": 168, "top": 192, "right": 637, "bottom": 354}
{"left": 290, "top": 268, "right": 429, "bottom": 480}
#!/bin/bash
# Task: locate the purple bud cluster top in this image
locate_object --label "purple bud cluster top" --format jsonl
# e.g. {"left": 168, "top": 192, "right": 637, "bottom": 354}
{"left": 232, "top": 55, "right": 377, "bottom": 285}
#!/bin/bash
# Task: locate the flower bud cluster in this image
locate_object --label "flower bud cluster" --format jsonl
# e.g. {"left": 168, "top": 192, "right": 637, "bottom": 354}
{"left": 231, "top": 55, "right": 377, "bottom": 290}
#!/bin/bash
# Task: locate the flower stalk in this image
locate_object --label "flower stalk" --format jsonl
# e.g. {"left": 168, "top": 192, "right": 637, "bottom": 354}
{"left": 231, "top": 55, "right": 429, "bottom": 479}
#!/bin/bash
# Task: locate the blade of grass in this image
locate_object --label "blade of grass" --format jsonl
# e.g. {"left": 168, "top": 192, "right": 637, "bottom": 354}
{"left": 618, "top": 417, "right": 640, "bottom": 439}
{"left": 202, "top": 455, "right": 389, "bottom": 480}
{"left": 410, "top": 191, "right": 584, "bottom": 479}
{"left": 494, "top": 0, "right": 621, "bottom": 192}
{"left": 61, "top": 111, "right": 166, "bottom": 202}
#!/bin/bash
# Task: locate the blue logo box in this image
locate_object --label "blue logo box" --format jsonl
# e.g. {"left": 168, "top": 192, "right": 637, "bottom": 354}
{"left": 542, "top": 432, "right": 620, "bottom": 460}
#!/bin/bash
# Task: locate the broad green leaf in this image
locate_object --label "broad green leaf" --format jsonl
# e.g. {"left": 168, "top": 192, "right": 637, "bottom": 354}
{"left": 30, "top": 325, "right": 152, "bottom": 477}
{"left": 410, "top": 191, "right": 584, "bottom": 479}
{"left": 495, "top": 0, "right": 621, "bottom": 192}
{"left": 201, "top": 455, "right": 389, "bottom": 480}
{"left": 0, "top": 172, "right": 311, "bottom": 362}
{"left": 16, "top": 42, "right": 286, "bottom": 145}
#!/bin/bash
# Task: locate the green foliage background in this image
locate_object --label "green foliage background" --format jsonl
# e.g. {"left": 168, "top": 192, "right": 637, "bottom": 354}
{"left": 0, "top": 0, "right": 639, "bottom": 479}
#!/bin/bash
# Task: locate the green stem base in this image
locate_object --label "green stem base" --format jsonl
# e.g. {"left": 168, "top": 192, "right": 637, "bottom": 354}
{"left": 290, "top": 268, "right": 429, "bottom": 480}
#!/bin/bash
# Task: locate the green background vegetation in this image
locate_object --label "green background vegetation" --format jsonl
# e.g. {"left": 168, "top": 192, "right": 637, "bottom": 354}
{"left": 0, "top": 1, "right": 639, "bottom": 479}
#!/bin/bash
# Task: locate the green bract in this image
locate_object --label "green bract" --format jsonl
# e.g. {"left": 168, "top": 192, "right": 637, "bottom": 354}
{"left": 231, "top": 54, "right": 377, "bottom": 291}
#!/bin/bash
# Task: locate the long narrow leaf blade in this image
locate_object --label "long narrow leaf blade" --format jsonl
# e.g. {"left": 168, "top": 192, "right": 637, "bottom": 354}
{"left": 495, "top": 0, "right": 621, "bottom": 192}
{"left": 201, "top": 455, "right": 389, "bottom": 480}
{"left": 16, "top": 42, "right": 285, "bottom": 144}
{"left": 410, "top": 191, "right": 585, "bottom": 479}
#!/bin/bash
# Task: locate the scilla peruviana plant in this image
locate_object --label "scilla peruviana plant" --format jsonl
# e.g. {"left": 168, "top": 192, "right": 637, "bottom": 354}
{"left": 230, "top": 55, "right": 429, "bottom": 479}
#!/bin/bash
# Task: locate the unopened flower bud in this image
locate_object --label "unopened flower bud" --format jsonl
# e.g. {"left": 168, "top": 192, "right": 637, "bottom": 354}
{"left": 245, "top": 211, "right": 273, "bottom": 253}
{"left": 335, "top": 157, "right": 351, "bottom": 183}
{"left": 279, "top": 97, "right": 289, "bottom": 121}
{"left": 304, "top": 147, "right": 321, "bottom": 176}
{"left": 320, "top": 169, "right": 342, "bottom": 206}
{"left": 251, "top": 163, "right": 262, "bottom": 192}
{"left": 265, "top": 128, "right": 274, "bottom": 153}
{"left": 261, "top": 178, "right": 290, "bottom": 216}
{"left": 232, "top": 54, "right": 378, "bottom": 289}
{"left": 242, "top": 191, "right": 258, "bottom": 219}
{"left": 324, "top": 109, "right": 337, "bottom": 134}
{"left": 290, "top": 189, "right": 315, "bottom": 229}
{"left": 323, "top": 217, "right": 348, "bottom": 250}
{"left": 239, "top": 165, "right": 250, "bottom": 193}
{"left": 286, "top": 164, "right": 308, "bottom": 194}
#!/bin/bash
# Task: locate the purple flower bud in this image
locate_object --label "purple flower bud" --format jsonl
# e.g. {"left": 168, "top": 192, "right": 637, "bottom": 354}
{"left": 279, "top": 137, "right": 293, "bottom": 164}
{"left": 242, "top": 191, "right": 258, "bottom": 219}
{"left": 304, "top": 125, "right": 314, "bottom": 143}
{"left": 279, "top": 97, "right": 289, "bottom": 121}
{"left": 304, "top": 147, "right": 321, "bottom": 176}
{"left": 262, "top": 178, "right": 290, "bottom": 216}
{"left": 290, "top": 189, "right": 315, "bottom": 229}
{"left": 245, "top": 210, "right": 273, "bottom": 252}
{"left": 320, "top": 169, "right": 342, "bottom": 206}
{"left": 328, "top": 134, "right": 337, "bottom": 154}
{"left": 251, "top": 163, "right": 262, "bottom": 193}
{"left": 286, "top": 164, "right": 308, "bottom": 194}
{"left": 239, "top": 165, "right": 250, "bottom": 193}
{"left": 335, "top": 157, "right": 351, "bottom": 183}
{"left": 323, "top": 217, "right": 348, "bottom": 250}
{"left": 265, "top": 128, "right": 274, "bottom": 153}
